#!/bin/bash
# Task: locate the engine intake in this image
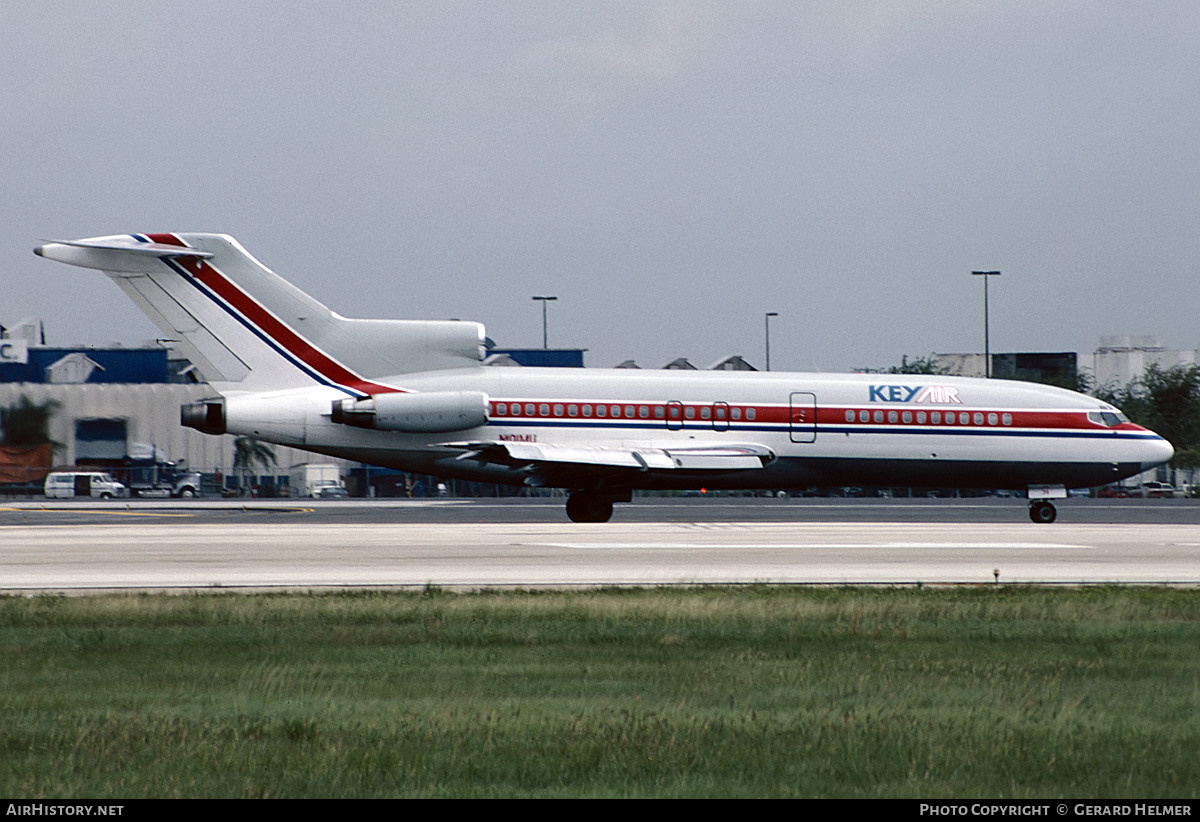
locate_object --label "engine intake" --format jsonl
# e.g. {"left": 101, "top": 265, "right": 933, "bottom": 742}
{"left": 332, "top": 390, "right": 488, "bottom": 433}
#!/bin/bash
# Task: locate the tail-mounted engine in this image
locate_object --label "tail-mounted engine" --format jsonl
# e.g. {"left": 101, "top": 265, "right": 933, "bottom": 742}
{"left": 181, "top": 400, "right": 227, "bottom": 435}
{"left": 331, "top": 390, "right": 489, "bottom": 433}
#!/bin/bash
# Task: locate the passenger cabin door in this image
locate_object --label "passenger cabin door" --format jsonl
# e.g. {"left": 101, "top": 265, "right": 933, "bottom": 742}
{"left": 712, "top": 402, "right": 730, "bottom": 431}
{"left": 666, "top": 401, "right": 683, "bottom": 431}
{"left": 789, "top": 392, "right": 817, "bottom": 443}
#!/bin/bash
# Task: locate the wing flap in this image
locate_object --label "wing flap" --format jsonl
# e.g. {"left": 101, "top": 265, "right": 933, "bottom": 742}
{"left": 443, "top": 440, "right": 773, "bottom": 472}
{"left": 663, "top": 445, "right": 774, "bottom": 470}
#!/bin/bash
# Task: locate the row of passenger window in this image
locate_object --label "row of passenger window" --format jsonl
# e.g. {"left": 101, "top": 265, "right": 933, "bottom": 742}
{"left": 845, "top": 409, "right": 1013, "bottom": 426}
{"left": 492, "top": 402, "right": 758, "bottom": 421}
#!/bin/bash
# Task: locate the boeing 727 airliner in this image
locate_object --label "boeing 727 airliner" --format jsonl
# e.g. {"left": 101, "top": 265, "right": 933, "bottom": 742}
{"left": 35, "top": 233, "right": 1173, "bottom": 523}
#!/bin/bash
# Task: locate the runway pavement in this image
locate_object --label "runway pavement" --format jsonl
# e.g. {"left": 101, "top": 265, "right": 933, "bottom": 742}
{"left": 1, "top": 498, "right": 1197, "bottom": 592}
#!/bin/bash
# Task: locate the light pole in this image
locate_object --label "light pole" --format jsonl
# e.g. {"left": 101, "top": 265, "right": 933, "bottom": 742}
{"left": 971, "top": 271, "right": 1000, "bottom": 378}
{"left": 764, "top": 312, "right": 778, "bottom": 371}
{"left": 532, "top": 296, "right": 557, "bottom": 349}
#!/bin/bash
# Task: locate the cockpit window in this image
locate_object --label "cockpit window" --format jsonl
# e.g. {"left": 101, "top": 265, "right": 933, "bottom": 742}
{"left": 1089, "top": 411, "right": 1129, "bottom": 427}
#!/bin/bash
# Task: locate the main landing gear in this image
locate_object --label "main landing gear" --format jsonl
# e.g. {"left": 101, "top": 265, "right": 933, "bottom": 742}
{"left": 565, "top": 491, "right": 618, "bottom": 523}
{"left": 1028, "top": 500, "right": 1057, "bottom": 524}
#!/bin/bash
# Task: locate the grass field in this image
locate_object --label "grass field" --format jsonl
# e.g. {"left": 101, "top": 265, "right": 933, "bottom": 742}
{"left": 2, "top": 586, "right": 1198, "bottom": 798}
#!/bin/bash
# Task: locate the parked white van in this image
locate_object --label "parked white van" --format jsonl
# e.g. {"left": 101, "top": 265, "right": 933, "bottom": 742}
{"left": 44, "top": 471, "right": 128, "bottom": 499}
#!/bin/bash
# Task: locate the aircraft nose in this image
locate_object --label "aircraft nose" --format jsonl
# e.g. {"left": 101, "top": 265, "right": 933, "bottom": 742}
{"left": 1141, "top": 435, "right": 1174, "bottom": 472}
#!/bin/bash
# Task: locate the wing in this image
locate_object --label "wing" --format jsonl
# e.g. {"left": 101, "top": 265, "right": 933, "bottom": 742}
{"left": 443, "top": 439, "right": 775, "bottom": 487}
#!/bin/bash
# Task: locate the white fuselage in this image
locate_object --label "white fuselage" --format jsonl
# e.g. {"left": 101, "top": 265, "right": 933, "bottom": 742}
{"left": 221, "top": 366, "right": 1171, "bottom": 493}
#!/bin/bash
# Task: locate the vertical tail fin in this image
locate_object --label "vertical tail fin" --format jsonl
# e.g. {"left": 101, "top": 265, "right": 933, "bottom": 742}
{"left": 35, "top": 233, "right": 485, "bottom": 395}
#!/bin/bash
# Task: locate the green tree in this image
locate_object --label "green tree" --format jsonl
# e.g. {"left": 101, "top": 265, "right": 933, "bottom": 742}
{"left": 860, "top": 354, "right": 950, "bottom": 375}
{"left": 888, "top": 354, "right": 950, "bottom": 375}
{"left": 1095, "top": 364, "right": 1200, "bottom": 473}
{"left": 232, "top": 437, "right": 277, "bottom": 496}
{"left": 0, "top": 396, "right": 60, "bottom": 447}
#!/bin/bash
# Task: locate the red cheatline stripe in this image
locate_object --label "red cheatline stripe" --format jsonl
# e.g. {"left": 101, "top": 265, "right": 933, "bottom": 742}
{"left": 486, "top": 399, "right": 1151, "bottom": 434}
{"left": 146, "top": 233, "right": 399, "bottom": 396}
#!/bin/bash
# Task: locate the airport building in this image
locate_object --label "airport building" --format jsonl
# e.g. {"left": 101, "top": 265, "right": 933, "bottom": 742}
{"left": 932, "top": 352, "right": 1079, "bottom": 385}
{"left": 1090, "top": 336, "right": 1198, "bottom": 390}
{"left": 0, "top": 321, "right": 321, "bottom": 493}
{"left": 935, "top": 339, "right": 1200, "bottom": 392}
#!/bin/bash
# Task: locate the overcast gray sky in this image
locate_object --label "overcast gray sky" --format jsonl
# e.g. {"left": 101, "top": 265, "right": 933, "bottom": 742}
{"left": 4, "top": 1, "right": 1198, "bottom": 375}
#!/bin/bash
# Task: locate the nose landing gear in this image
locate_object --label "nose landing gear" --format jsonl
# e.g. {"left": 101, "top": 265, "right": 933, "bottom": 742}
{"left": 1027, "top": 485, "right": 1065, "bottom": 524}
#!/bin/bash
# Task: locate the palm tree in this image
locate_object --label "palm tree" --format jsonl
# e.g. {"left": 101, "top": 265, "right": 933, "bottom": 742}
{"left": 232, "top": 437, "right": 277, "bottom": 496}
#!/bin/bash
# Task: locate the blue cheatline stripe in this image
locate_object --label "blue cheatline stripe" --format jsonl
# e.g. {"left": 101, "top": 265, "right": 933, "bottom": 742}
{"left": 157, "top": 254, "right": 364, "bottom": 398}
{"left": 131, "top": 236, "right": 344, "bottom": 392}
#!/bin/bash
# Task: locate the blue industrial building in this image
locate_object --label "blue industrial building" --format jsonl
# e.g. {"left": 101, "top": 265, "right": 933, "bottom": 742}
{"left": 0, "top": 346, "right": 173, "bottom": 384}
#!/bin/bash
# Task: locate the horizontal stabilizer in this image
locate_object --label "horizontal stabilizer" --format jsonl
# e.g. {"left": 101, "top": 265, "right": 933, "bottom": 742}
{"left": 39, "top": 238, "right": 213, "bottom": 258}
{"left": 36, "top": 236, "right": 213, "bottom": 274}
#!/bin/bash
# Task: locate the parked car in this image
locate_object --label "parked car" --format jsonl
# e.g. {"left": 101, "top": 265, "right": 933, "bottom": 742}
{"left": 44, "top": 471, "right": 128, "bottom": 499}
{"left": 1141, "top": 481, "right": 1177, "bottom": 498}
{"left": 1097, "top": 485, "right": 1132, "bottom": 498}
